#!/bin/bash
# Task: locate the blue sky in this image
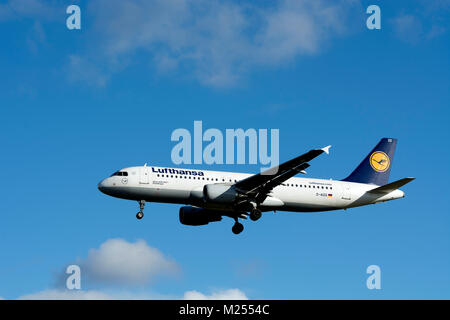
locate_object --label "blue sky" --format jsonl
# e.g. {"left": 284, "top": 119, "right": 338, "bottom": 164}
{"left": 0, "top": 0, "right": 449, "bottom": 299}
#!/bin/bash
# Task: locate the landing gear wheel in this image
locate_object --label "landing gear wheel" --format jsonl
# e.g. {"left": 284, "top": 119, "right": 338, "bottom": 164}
{"left": 250, "top": 209, "right": 262, "bottom": 221}
{"left": 232, "top": 222, "right": 244, "bottom": 235}
{"left": 136, "top": 200, "right": 146, "bottom": 220}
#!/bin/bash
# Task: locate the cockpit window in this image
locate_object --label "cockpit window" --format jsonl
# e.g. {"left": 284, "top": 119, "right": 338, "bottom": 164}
{"left": 111, "top": 171, "right": 128, "bottom": 177}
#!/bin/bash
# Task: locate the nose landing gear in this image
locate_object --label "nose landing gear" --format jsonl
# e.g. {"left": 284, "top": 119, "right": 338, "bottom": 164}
{"left": 136, "top": 200, "right": 145, "bottom": 220}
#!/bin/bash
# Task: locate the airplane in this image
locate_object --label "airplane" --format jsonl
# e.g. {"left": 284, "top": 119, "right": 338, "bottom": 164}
{"left": 98, "top": 138, "right": 414, "bottom": 234}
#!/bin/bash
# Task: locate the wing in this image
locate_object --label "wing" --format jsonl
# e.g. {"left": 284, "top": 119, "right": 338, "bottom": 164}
{"left": 234, "top": 145, "right": 331, "bottom": 204}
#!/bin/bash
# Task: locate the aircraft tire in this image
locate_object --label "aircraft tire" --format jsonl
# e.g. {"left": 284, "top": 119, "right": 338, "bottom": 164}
{"left": 232, "top": 222, "right": 244, "bottom": 234}
{"left": 250, "top": 209, "right": 262, "bottom": 221}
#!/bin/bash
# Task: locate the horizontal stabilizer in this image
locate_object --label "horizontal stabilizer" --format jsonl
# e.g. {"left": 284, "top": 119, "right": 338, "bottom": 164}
{"left": 368, "top": 177, "right": 415, "bottom": 194}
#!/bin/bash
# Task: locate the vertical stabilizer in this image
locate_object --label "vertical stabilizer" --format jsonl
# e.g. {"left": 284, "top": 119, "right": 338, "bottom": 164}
{"left": 342, "top": 138, "right": 397, "bottom": 185}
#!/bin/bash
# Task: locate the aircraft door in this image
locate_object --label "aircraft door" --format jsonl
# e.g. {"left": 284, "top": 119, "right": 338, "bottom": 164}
{"left": 140, "top": 165, "right": 150, "bottom": 184}
{"left": 341, "top": 184, "right": 351, "bottom": 201}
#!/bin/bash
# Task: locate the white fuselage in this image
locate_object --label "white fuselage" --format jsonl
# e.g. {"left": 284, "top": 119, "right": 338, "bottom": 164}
{"left": 98, "top": 166, "right": 405, "bottom": 213}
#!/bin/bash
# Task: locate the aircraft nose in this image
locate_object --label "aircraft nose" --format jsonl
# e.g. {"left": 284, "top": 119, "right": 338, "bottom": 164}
{"left": 98, "top": 179, "right": 107, "bottom": 193}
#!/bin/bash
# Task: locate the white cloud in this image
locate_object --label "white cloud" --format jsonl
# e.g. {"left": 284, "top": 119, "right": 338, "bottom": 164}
{"left": 19, "top": 289, "right": 112, "bottom": 300}
{"left": 18, "top": 289, "right": 174, "bottom": 300}
{"left": 78, "top": 238, "right": 179, "bottom": 285}
{"left": 17, "top": 288, "right": 248, "bottom": 300}
{"left": 0, "top": 0, "right": 357, "bottom": 87}
{"left": 15, "top": 238, "right": 248, "bottom": 300}
{"left": 183, "top": 289, "right": 248, "bottom": 300}
{"left": 254, "top": 0, "right": 347, "bottom": 63}
{"left": 71, "top": 0, "right": 355, "bottom": 87}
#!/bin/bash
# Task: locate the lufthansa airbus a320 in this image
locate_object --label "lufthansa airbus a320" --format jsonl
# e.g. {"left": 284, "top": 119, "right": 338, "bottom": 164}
{"left": 98, "top": 138, "right": 414, "bottom": 234}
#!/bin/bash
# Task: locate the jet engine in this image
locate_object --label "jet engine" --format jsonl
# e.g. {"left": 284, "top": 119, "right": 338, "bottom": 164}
{"left": 203, "top": 184, "right": 237, "bottom": 204}
{"left": 179, "top": 206, "right": 222, "bottom": 226}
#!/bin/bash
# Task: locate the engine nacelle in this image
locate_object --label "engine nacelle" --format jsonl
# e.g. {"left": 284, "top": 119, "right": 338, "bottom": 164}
{"left": 179, "top": 206, "right": 222, "bottom": 226}
{"left": 203, "top": 184, "right": 237, "bottom": 204}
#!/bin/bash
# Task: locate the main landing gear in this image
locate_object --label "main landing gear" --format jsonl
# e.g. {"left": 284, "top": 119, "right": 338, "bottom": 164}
{"left": 249, "top": 208, "right": 262, "bottom": 221}
{"left": 136, "top": 200, "right": 145, "bottom": 220}
{"left": 249, "top": 201, "right": 262, "bottom": 221}
{"left": 232, "top": 220, "right": 244, "bottom": 235}
{"left": 231, "top": 203, "right": 262, "bottom": 234}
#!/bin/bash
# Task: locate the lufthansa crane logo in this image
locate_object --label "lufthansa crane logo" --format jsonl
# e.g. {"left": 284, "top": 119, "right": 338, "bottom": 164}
{"left": 369, "top": 151, "right": 390, "bottom": 172}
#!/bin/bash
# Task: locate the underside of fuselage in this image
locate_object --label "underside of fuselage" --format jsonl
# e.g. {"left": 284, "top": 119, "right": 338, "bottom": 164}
{"left": 99, "top": 184, "right": 342, "bottom": 214}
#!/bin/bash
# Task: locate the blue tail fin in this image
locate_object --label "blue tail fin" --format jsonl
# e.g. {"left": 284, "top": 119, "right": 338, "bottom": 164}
{"left": 342, "top": 138, "right": 397, "bottom": 185}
